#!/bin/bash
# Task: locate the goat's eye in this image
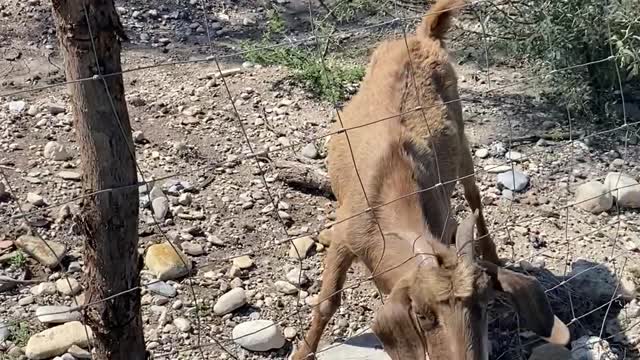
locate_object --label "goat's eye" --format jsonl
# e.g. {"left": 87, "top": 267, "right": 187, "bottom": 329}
{"left": 415, "top": 311, "right": 437, "bottom": 330}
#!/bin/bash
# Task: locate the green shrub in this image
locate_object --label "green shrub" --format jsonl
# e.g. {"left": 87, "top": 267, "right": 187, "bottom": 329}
{"left": 484, "top": 0, "right": 639, "bottom": 120}
{"left": 242, "top": 8, "right": 365, "bottom": 103}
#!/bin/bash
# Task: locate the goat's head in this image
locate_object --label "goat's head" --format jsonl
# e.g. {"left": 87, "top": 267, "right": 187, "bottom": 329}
{"left": 372, "top": 211, "right": 570, "bottom": 360}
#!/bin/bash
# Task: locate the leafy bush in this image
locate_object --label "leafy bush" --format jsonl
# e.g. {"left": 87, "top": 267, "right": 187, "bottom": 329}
{"left": 484, "top": 0, "right": 639, "bottom": 120}
{"left": 242, "top": 8, "right": 365, "bottom": 103}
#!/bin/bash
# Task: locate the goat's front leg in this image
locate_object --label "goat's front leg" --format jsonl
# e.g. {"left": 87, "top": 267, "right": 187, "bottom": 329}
{"left": 292, "top": 242, "right": 354, "bottom": 360}
{"left": 459, "top": 139, "right": 501, "bottom": 265}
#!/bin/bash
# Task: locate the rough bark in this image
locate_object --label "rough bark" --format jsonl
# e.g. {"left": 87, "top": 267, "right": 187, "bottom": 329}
{"left": 51, "top": 1, "right": 145, "bottom": 359}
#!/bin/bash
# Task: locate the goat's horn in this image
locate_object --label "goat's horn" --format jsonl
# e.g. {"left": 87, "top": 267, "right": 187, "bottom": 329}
{"left": 455, "top": 210, "right": 479, "bottom": 259}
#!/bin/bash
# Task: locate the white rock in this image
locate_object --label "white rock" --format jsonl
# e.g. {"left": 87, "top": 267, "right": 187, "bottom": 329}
{"left": 475, "top": 148, "right": 489, "bottom": 158}
{"left": 44, "top": 141, "right": 72, "bottom": 161}
{"left": 180, "top": 241, "right": 204, "bottom": 256}
{"left": 178, "top": 193, "right": 192, "bottom": 206}
{"left": 604, "top": 172, "right": 640, "bottom": 208}
{"left": 571, "top": 336, "right": 616, "bottom": 360}
{"left": 301, "top": 143, "right": 319, "bottom": 159}
{"left": 0, "top": 322, "right": 9, "bottom": 342}
{"left": 57, "top": 171, "right": 81, "bottom": 181}
{"left": 56, "top": 278, "right": 81, "bottom": 296}
{"left": 214, "top": 288, "right": 247, "bottom": 315}
{"left": 274, "top": 280, "right": 298, "bottom": 295}
{"left": 496, "top": 170, "right": 529, "bottom": 192}
{"left": 173, "top": 317, "right": 192, "bottom": 332}
{"left": 505, "top": 150, "right": 525, "bottom": 161}
{"left": 152, "top": 197, "right": 170, "bottom": 220}
{"left": 25, "top": 321, "right": 93, "bottom": 360}
{"left": 233, "top": 255, "right": 253, "bottom": 269}
{"left": 283, "top": 326, "right": 297, "bottom": 339}
{"left": 146, "top": 281, "right": 177, "bottom": 298}
{"left": 288, "top": 236, "right": 315, "bottom": 259}
{"left": 19, "top": 295, "right": 35, "bottom": 306}
{"left": 285, "top": 268, "right": 308, "bottom": 286}
{"left": 215, "top": 68, "right": 242, "bottom": 78}
{"left": 31, "top": 282, "right": 57, "bottom": 296}
{"left": 67, "top": 344, "right": 91, "bottom": 359}
{"left": 574, "top": 181, "right": 613, "bottom": 214}
{"left": 232, "top": 320, "right": 286, "bottom": 351}
{"left": 36, "top": 306, "right": 82, "bottom": 324}
{"left": 9, "top": 100, "right": 26, "bottom": 113}
{"left": 316, "top": 329, "right": 388, "bottom": 360}
{"left": 26, "top": 192, "right": 46, "bottom": 206}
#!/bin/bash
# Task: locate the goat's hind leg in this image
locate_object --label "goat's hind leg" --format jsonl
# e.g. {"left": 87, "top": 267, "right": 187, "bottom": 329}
{"left": 459, "top": 138, "right": 501, "bottom": 265}
{"left": 292, "top": 240, "right": 355, "bottom": 360}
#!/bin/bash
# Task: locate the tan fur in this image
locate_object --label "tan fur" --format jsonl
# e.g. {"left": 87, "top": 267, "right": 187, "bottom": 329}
{"left": 291, "top": 1, "right": 568, "bottom": 359}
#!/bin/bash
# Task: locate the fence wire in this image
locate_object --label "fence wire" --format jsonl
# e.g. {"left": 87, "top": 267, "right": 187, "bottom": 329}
{"left": 0, "top": 0, "right": 639, "bottom": 359}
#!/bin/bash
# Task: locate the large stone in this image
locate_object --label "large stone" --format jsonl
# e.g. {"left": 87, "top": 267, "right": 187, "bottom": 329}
{"left": 9, "top": 100, "right": 26, "bottom": 113}
{"left": 67, "top": 344, "right": 91, "bottom": 359}
{"left": 46, "top": 103, "right": 66, "bottom": 115}
{"left": 604, "top": 172, "right": 640, "bottom": 208}
{"left": 180, "top": 241, "right": 204, "bottom": 256}
{"left": 152, "top": 197, "right": 170, "bottom": 220}
{"left": 147, "top": 280, "right": 177, "bottom": 298}
{"left": 315, "top": 329, "right": 389, "bottom": 360}
{"left": 173, "top": 317, "right": 192, "bottom": 333}
{"left": 574, "top": 181, "right": 613, "bottom": 214}
{"left": 288, "top": 236, "right": 315, "bottom": 259}
{"left": 214, "top": 287, "right": 247, "bottom": 315}
{"left": 44, "top": 141, "right": 72, "bottom": 161}
{"left": 31, "top": 282, "right": 57, "bottom": 296}
{"left": 15, "top": 235, "right": 67, "bottom": 268}
{"left": 475, "top": 148, "right": 489, "bottom": 159}
{"left": 232, "top": 255, "right": 253, "bottom": 269}
{"left": 55, "top": 278, "right": 81, "bottom": 296}
{"left": 496, "top": 170, "right": 529, "bottom": 192}
{"left": 274, "top": 280, "right": 298, "bottom": 295}
{"left": 571, "top": 336, "right": 616, "bottom": 360}
{"left": 232, "top": 320, "right": 286, "bottom": 351}
{"left": 35, "top": 306, "right": 82, "bottom": 324}
{"left": 26, "top": 192, "right": 46, "bottom": 206}
{"left": 25, "top": 321, "right": 93, "bottom": 360}
{"left": 57, "top": 171, "right": 82, "bottom": 181}
{"left": 301, "top": 143, "right": 319, "bottom": 159}
{"left": 285, "top": 268, "right": 308, "bottom": 286}
{"left": 0, "top": 322, "right": 9, "bottom": 342}
{"left": 144, "top": 243, "right": 192, "bottom": 280}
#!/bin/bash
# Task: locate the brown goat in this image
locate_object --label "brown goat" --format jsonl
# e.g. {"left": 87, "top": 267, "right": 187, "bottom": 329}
{"left": 291, "top": 0, "right": 570, "bottom": 359}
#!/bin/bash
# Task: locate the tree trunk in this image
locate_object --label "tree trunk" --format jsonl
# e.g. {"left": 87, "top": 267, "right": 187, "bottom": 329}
{"left": 51, "top": 1, "right": 146, "bottom": 359}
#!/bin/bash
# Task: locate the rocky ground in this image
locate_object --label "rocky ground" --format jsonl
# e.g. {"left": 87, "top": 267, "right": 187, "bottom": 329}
{"left": 1, "top": 0, "right": 640, "bottom": 360}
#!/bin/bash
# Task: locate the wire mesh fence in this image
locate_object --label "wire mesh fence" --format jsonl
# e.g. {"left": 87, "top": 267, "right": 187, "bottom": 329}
{"left": 1, "top": 0, "right": 639, "bottom": 359}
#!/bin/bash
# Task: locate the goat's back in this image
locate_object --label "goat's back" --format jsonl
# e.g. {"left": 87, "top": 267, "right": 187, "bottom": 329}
{"left": 328, "top": 33, "right": 464, "bottom": 214}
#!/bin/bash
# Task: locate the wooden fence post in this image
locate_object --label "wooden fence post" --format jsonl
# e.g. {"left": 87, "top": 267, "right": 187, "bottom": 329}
{"left": 51, "top": 1, "right": 146, "bottom": 359}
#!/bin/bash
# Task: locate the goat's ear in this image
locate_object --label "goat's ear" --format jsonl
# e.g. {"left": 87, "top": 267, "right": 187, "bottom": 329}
{"left": 372, "top": 278, "right": 426, "bottom": 360}
{"left": 455, "top": 210, "right": 478, "bottom": 261}
{"left": 480, "top": 261, "right": 571, "bottom": 346}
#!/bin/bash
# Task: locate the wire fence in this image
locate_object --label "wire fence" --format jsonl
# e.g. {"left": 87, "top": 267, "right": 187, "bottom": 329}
{"left": 1, "top": 0, "right": 639, "bottom": 359}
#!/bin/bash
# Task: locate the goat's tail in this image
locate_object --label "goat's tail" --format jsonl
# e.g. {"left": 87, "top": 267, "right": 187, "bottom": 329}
{"left": 417, "top": 0, "right": 465, "bottom": 39}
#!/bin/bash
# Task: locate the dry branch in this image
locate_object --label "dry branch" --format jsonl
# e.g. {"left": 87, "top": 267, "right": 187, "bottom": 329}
{"left": 275, "top": 160, "right": 333, "bottom": 197}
